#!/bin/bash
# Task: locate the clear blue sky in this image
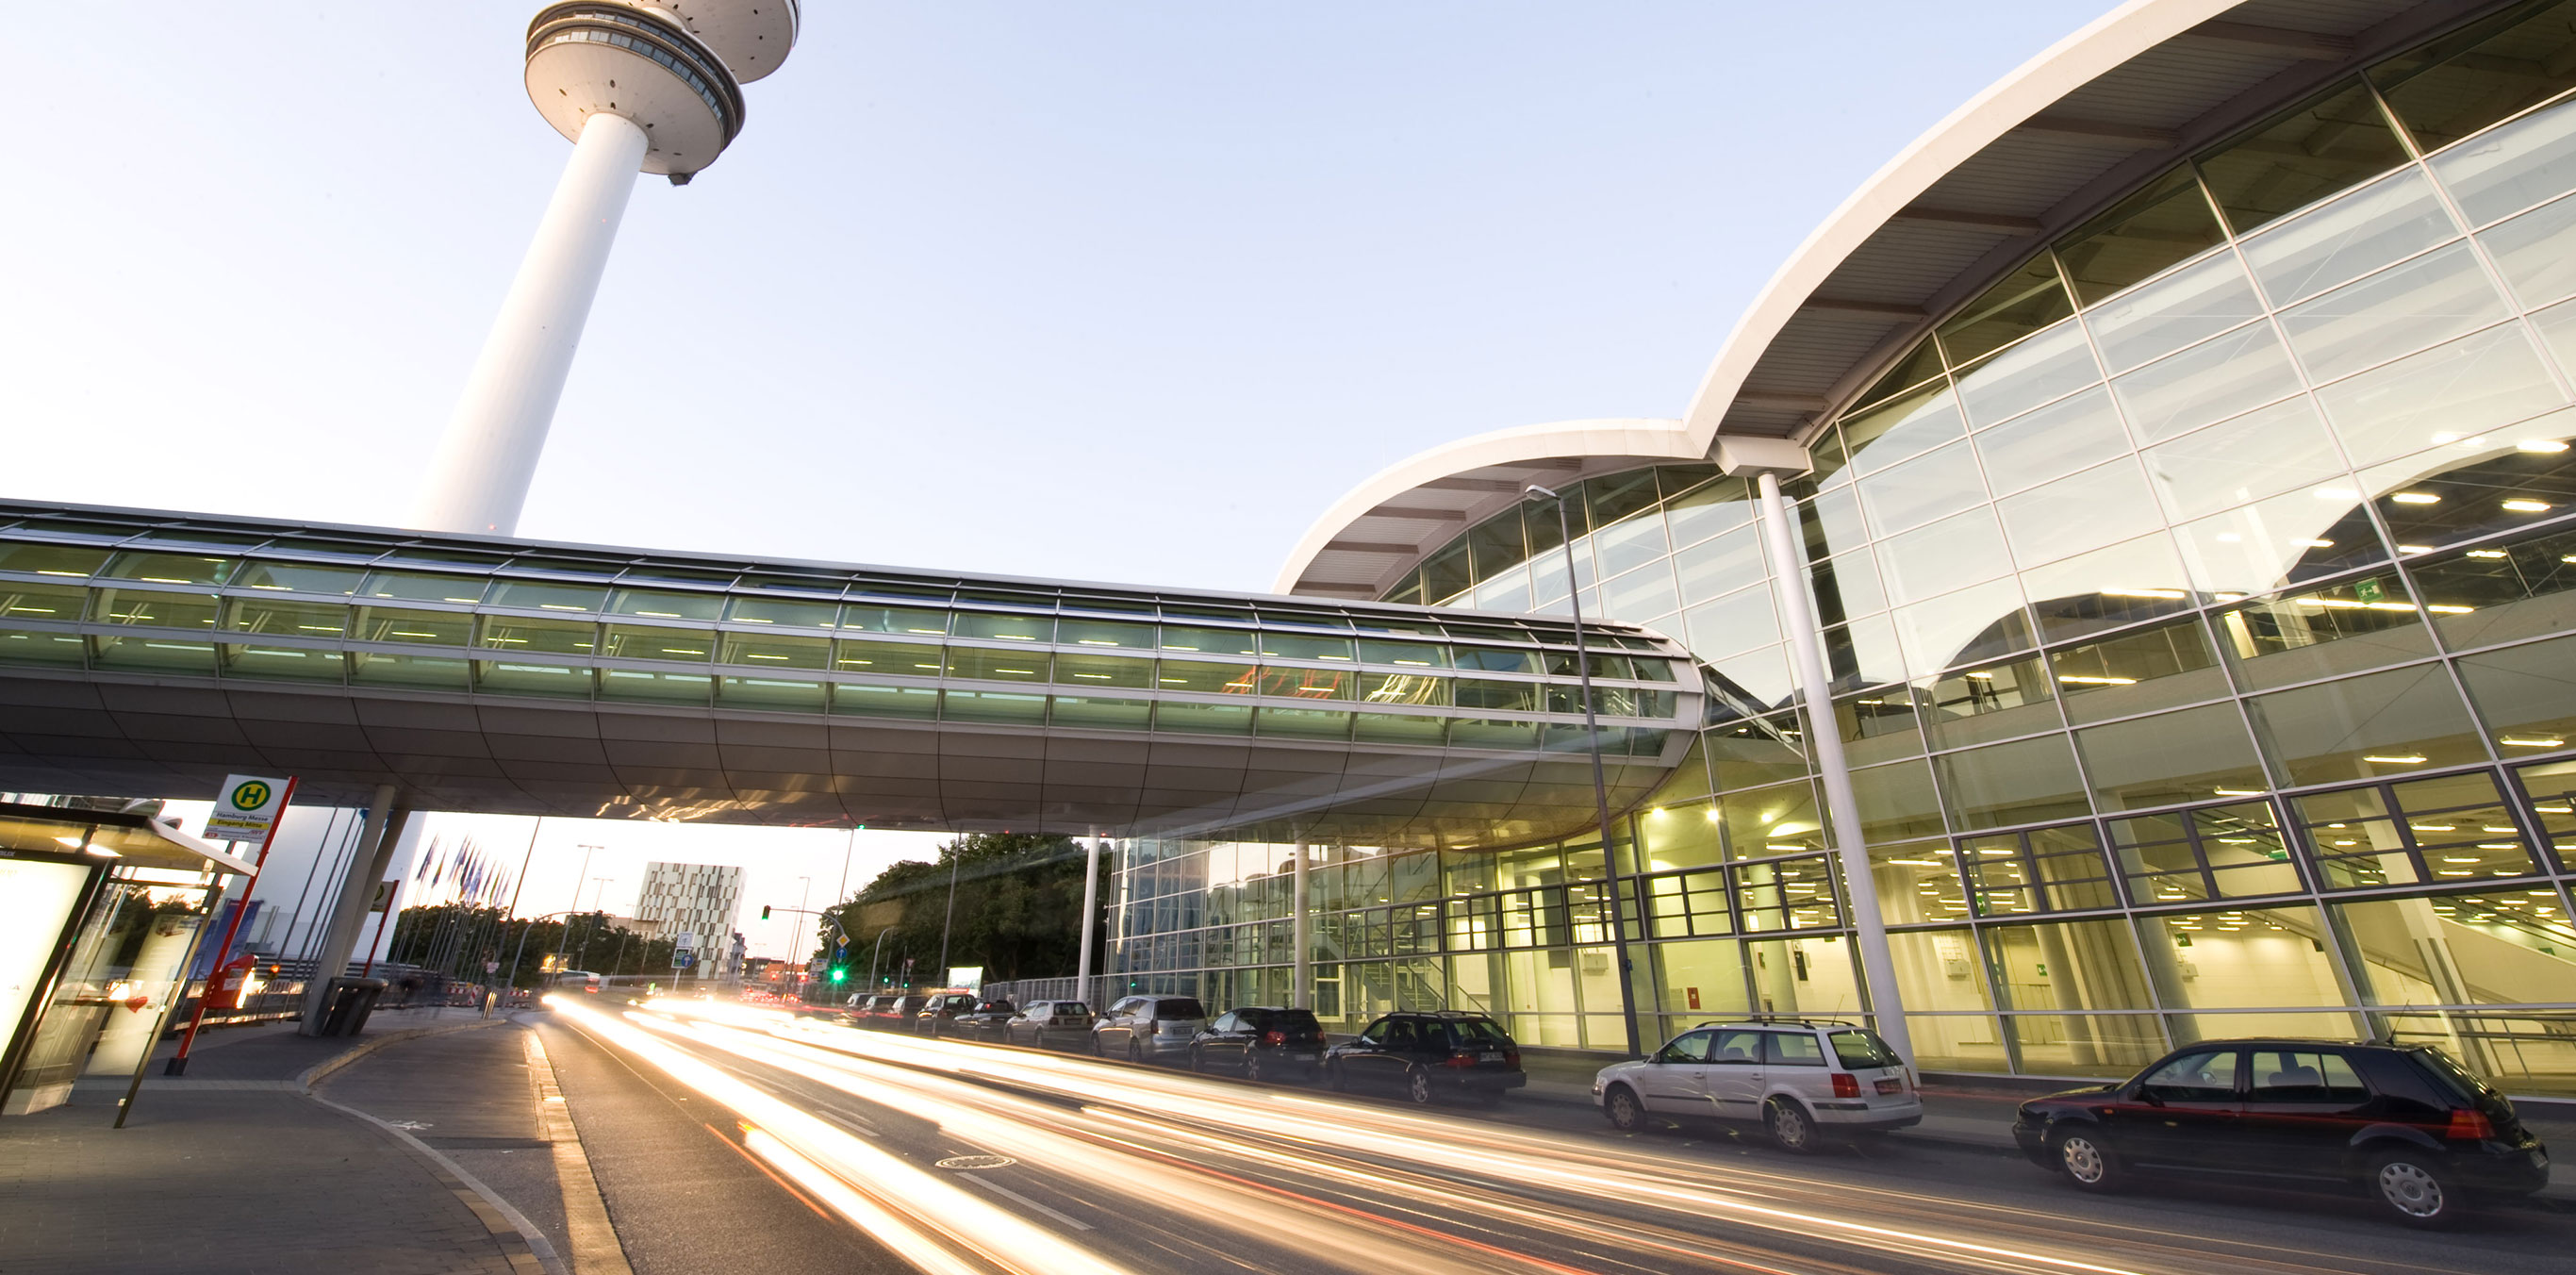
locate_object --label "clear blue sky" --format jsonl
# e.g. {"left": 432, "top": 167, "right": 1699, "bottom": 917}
{"left": 2, "top": 2, "right": 2098, "bottom": 595}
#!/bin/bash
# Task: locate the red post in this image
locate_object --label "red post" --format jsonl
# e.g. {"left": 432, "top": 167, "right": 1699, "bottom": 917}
{"left": 358, "top": 879, "right": 399, "bottom": 979}
{"left": 166, "top": 776, "right": 297, "bottom": 1075}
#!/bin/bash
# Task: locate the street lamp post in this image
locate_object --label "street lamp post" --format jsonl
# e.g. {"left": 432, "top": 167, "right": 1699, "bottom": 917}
{"left": 549, "top": 842, "right": 603, "bottom": 975}
{"left": 1525, "top": 483, "right": 1645, "bottom": 1059}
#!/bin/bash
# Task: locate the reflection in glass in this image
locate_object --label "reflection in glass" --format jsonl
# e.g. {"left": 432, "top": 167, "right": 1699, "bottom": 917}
{"left": 2200, "top": 79, "right": 2410, "bottom": 236}
{"left": 2313, "top": 323, "right": 2565, "bottom": 468}
{"left": 1875, "top": 507, "right": 2010, "bottom": 605}
{"left": 1840, "top": 384, "right": 1966, "bottom": 474}
{"left": 2084, "top": 250, "right": 2266, "bottom": 373}
{"left": 2140, "top": 397, "right": 2347, "bottom": 522}
{"left": 1974, "top": 387, "right": 2131, "bottom": 497}
{"left": 1858, "top": 440, "right": 1990, "bottom": 536}
{"left": 2432, "top": 91, "right": 2576, "bottom": 226}
{"left": 2240, "top": 168, "right": 2458, "bottom": 307}
{"left": 1997, "top": 458, "right": 2164, "bottom": 567}
{"left": 2174, "top": 482, "right": 2390, "bottom": 594}
{"left": 2278, "top": 242, "right": 2511, "bottom": 382}
{"left": 2215, "top": 573, "right": 2438, "bottom": 691}
{"left": 2049, "top": 618, "right": 2230, "bottom": 725}
{"left": 1916, "top": 654, "right": 2059, "bottom": 751}
{"left": 1891, "top": 577, "right": 2032, "bottom": 675}
{"left": 1954, "top": 322, "right": 2102, "bottom": 427}
{"left": 2056, "top": 166, "right": 2229, "bottom": 306}
{"left": 2455, "top": 633, "right": 2576, "bottom": 756}
{"left": 2479, "top": 190, "right": 2576, "bottom": 309}
{"left": 2112, "top": 322, "right": 2304, "bottom": 444}
{"left": 2408, "top": 526, "right": 2576, "bottom": 651}
{"left": 2075, "top": 704, "right": 2271, "bottom": 812}
{"left": 2020, "top": 533, "right": 2195, "bottom": 644}
{"left": 1934, "top": 735, "right": 2091, "bottom": 831}
{"left": 2373, "top": 0, "right": 2576, "bottom": 151}
{"left": 2247, "top": 664, "right": 2490, "bottom": 786}
{"left": 1938, "top": 257, "right": 2075, "bottom": 366}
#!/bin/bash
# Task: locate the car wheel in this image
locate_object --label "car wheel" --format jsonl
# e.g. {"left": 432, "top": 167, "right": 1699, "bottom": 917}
{"left": 1604, "top": 1085, "right": 1645, "bottom": 1134}
{"left": 1405, "top": 1067, "right": 1435, "bottom": 1106}
{"left": 1326, "top": 1062, "right": 1348, "bottom": 1092}
{"left": 2369, "top": 1150, "right": 2459, "bottom": 1228}
{"left": 1089, "top": 1034, "right": 1105, "bottom": 1057}
{"left": 1244, "top": 1051, "right": 1266, "bottom": 1084}
{"left": 1764, "top": 1097, "right": 1819, "bottom": 1153}
{"left": 1129, "top": 1035, "right": 1148, "bottom": 1065}
{"left": 2052, "top": 1128, "right": 2122, "bottom": 1193}
{"left": 1188, "top": 1047, "right": 1208, "bottom": 1073}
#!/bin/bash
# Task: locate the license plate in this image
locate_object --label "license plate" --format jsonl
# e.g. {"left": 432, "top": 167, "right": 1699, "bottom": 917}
{"left": 1479, "top": 1051, "right": 1502, "bottom": 1062}
{"left": 1875, "top": 1078, "right": 1903, "bottom": 1095}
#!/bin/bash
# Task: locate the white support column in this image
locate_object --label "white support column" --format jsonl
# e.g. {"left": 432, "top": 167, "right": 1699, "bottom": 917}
{"left": 1727, "top": 441, "right": 1914, "bottom": 1066}
{"left": 299, "top": 787, "right": 407, "bottom": 1035}
{"left": 412, "top": 111, "right": 650, "bottom": 536}
{"left": 1076, "top": 837, "right": 1102, "bottom": 1002}
{"left": 1291, "top": 836, "right": 1311, "bottom": 1010}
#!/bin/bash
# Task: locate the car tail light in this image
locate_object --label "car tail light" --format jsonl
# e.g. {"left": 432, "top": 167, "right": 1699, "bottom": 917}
{"left": 1443, "top": 1053, "right": 1478, "bottom": 1068}
{"left": 1504, "top": 1049, "right": 1520, "bottom": 1067}
{"left": 1262, "top": 1030, "right": 1287, "bottom": 1047}
{"left": 2447, "top": 1109, "right": 2496, "bottom": 1141}
{"left": 1831, "top": 1073, "right": 1862, "bottom": 1100}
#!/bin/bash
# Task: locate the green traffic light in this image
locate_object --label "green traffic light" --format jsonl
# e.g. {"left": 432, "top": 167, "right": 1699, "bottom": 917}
{"left": 829, "top": 967, "right": 847, "bottom": 984}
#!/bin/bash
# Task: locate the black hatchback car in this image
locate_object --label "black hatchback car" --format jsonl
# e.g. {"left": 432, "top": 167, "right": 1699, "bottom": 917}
{"left": 1325, "top": 1011, "right": 1527, "bottom": 1104}
{"left": 1188, "top": 1006, "right": 1329, "bottom": 1083}
{"left": 2012, "top": 1037, "right": 2549, "bottom": 1227}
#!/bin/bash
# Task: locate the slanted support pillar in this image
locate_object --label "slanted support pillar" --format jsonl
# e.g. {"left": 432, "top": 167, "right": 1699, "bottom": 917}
{"left": 1724, "top": 438, "right": 1914, "bottom": 1067}
{"left": 1077, "top": 836, "right": 1103, "bottom": 1006}
{"left": 300, "top": 787, "right": 409, "bottom": 1035}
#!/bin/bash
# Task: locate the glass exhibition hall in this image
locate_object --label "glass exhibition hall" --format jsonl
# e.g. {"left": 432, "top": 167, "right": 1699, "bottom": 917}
{"left": 1119, "top": 0, "right": 2576, "bottom": 1097}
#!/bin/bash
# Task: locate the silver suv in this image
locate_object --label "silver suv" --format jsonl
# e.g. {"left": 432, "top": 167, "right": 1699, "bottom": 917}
{"left": 1090, "top": 995, "right": 1208, "bottom": 1064}
{"left": 1592, "top": 1018, "right": 1921, "bottom": 1152}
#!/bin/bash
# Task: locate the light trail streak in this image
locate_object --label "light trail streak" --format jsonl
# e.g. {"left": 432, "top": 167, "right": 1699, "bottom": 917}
{"left": 546, "top": 996, "right": 1133, "bottom": 1275}
{"left": 638, "top": 1001, "right": 2146, "bottom": 1275}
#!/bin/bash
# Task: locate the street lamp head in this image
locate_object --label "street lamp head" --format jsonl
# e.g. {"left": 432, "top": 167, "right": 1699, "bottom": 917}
{"left": 1522, "top": 483, "right": 1560, "bottom": 503}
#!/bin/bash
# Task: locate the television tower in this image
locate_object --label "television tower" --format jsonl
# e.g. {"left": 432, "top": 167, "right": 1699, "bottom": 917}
{"left": 412, "top": 2, "right": 800, "bottom": 536}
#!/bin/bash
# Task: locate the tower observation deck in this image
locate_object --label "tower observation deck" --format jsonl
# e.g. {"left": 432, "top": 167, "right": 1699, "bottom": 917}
{"left": 412, "top": 3, "right": 800, "bottom": 538}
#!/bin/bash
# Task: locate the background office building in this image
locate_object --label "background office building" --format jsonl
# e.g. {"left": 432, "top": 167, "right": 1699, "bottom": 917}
{"left": 635, "top": 861, "right": 743, "bottom": 973}
{"left": 1115, "top": 0, "right": 2576, "bottom": 1097}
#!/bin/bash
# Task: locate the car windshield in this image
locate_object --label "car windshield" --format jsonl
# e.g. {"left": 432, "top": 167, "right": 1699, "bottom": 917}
{"left": 1156, "top": 998, "right": 1206, "bottom": 1018}
{"left": 1445, "top": 1018, "right": 1511, "bottom": 1047}
{"left": 1270, "top": 1009, "right": 1321, "bottom": 1031}
{"left": 1828, "top": 1029, "right": 1901, "bottom": 1068}
{"left": 1056, "top": 1002, "right": 1088, "bottom": 1015}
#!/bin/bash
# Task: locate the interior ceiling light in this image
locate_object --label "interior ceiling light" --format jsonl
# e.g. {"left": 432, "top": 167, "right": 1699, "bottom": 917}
{"left": 2519, "top": 439, "right": 2570, "bottom": 453}
{"left": 2503, "top": 499, "right": 2552, "bottom": 512}
{"left": 2390, "top": 492, "right": 2441, "bottom": 505}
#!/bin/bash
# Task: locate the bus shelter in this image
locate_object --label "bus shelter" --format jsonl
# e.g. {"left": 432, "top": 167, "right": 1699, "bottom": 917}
{"left": 0, "top": 803, "right": 250, "bottom": 1115}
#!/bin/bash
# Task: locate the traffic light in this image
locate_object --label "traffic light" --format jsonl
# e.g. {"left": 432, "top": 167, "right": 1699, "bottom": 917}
{"left": 760, "top": 904, "right": 771, "bottom": 920}
{"left": 828, "top": 966, "right": 847, "bottom": 985}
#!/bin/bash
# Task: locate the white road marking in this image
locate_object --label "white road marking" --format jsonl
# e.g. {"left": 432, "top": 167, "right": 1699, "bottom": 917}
{"left": 955, "top": 1170, "right": 1095, "bottom": 1231}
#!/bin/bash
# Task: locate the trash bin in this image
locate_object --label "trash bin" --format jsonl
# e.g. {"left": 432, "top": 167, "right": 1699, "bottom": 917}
{"left": 319, "top": 977, "right": 388, "bottom": 1036}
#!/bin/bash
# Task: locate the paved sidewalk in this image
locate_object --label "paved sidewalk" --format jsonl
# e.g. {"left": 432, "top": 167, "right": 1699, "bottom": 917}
{"left": 0, "top": 1008, "right": 547, "bottom": 1275}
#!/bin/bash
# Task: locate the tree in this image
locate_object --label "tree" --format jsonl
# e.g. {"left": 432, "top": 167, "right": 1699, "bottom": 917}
{"left": 820, "top": 834, "right": 1109, "bottom": 985}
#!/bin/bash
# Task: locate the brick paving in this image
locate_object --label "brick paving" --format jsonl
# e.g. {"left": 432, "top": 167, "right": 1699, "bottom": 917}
{"left": 0, "top": 1012, "right": 545, "bottom": 1275}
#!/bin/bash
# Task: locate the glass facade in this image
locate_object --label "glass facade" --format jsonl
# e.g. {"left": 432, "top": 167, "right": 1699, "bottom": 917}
{"left": 0, "top": 522, "right": 1691, "bottom": 761}
{"left": 1113, "top": 2, "right": 2576, "bottom": 1097}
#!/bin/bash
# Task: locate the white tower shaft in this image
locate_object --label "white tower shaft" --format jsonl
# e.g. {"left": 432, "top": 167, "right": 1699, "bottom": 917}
{"left": 414, "top": 111, "right": 650, "bottom": 536}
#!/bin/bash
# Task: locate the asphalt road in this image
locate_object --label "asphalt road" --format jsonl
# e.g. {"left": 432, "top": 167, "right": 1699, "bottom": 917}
{"left": 539, "top": 998, "right": 2571, "bottom": 1275}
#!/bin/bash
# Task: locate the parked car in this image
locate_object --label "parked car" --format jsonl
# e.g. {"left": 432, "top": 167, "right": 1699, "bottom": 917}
{"left": 867, "top": 993, "right": 931, "bottom": 1028}
{"left": 1593, "top": 1018, "right": 1918, "bottom": 1150}
{"left": 2012, "top": 1038, "right": 2551, "bottom": 1227}
{"left": 1090, "top": 995, "right": 1209, "bottom": 1063}
{"left": 1325, "top": 1011, "right": 1527, "bottom": 1104}
{"left": 1007, "top": 1000, "right": 1096, "bottom": 1049}
{"left": 915, "top": 991, "right": 981, "bottom": 1035}
{"left": 952, "top": 998, "right": 1019, "bottom": 1041}
{"left": 1188, "top": 1006, "right": 1328, "bottom": 1083}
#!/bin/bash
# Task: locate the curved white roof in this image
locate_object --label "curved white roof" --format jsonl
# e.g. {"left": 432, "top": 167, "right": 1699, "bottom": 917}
{"left": 1280, "top": 0, "right": 2465, "bottom": 599}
